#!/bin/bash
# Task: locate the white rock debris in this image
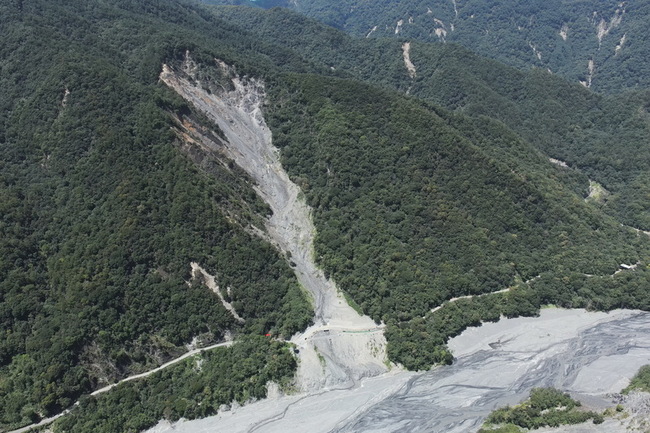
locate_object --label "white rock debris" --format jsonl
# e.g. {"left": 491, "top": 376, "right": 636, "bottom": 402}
{"left": 190, "top": 262, "right": 245, "bottom": 323}
{"left": 529, "top": 41, "right": 542, "bottom": 60}
{"left": 615, "top": 33, "right": 627, "bottom": 54}
{"left": 61, "top": 88, "right": 70, "bottom": 107}
{"left": 581, "top": 58, "right": 595, "bottom": 88}
{"left": 402, "top": 42, "right": 417, "bottom": 79}
{"left": 595, "top": 6, "right": 625, "bottom": 45}
{"left": 549, "top": 157, "right": 569, "bottom": 168}
{"left": 560, "top": 23, "right": 569, "bottom": 41}
{"left": 433, "top": 18, "right": 448, "bottom": 40}
{"left": 395, "top": 18, "right": 403, "bottom": 34}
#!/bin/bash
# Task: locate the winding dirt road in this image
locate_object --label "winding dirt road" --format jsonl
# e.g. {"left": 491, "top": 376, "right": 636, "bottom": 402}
{"left": 6, "top": 342, "right": 233, "bottom": 433}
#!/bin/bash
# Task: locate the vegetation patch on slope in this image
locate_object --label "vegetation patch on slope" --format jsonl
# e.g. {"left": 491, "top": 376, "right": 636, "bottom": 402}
{"left": 204, "top": 0, "right": 650, "bottom": 93}
{"left": 478, "top": 388, "right": 604, "bottom": 432}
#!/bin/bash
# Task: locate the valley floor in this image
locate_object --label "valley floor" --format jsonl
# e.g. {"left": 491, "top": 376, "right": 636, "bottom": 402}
{"left": 146, "top": 308, "right": 650, "bottom": 433}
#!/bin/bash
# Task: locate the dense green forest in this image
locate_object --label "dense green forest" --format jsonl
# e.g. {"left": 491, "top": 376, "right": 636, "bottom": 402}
{"left": 0, "top": 0, "right": 316, "bottom": 429}
{"left": 203, "top": 0, "right": 650, "bottom": 93}
{"left": 2, "top": 0, "right": 650, "bottom": 430}
{"left": 54, "top": 337, "right": 296, "bottom": 433}
{"left": 262, "top": 71, "right": 649, "bottom": 368}
{"left": 202, "top": 6, "right": 650, "bottom": 368}
{"left": 478, "top": 387, "right": 603, "bottom": 432}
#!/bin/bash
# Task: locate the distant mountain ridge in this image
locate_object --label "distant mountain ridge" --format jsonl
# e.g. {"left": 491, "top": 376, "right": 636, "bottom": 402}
{"left": 202, "top": 0, "right": 650, "bottom": 93}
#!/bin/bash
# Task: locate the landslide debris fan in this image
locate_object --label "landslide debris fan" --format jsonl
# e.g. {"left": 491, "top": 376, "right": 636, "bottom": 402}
{"left": 160, "top": 54, "right": 389, "bottom": 393}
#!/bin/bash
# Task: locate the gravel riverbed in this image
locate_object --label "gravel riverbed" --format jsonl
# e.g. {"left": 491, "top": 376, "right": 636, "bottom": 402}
{"left": 147, "top": 308, "right": 650, "bottom": 433}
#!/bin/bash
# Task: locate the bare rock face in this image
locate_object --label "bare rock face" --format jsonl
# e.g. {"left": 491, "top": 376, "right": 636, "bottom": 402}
{"left": 160, "top": 54, "right": 389, "bottom": 392}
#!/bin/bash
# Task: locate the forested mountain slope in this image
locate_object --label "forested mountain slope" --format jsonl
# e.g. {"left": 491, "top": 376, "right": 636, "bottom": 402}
{"left": 206, "top": 6, "right": 650, "bottom": 231}
{"left": 0, "top": 1, "right": 315, "bottom": 430}
{"left": 1, "top": 1, "right": 650, "bottom": 432}
{"left": 204, "top": 0, "right": 650, "bottom": 93}
{"left": 262, "top": 72, "right": 650, "bottom": 369}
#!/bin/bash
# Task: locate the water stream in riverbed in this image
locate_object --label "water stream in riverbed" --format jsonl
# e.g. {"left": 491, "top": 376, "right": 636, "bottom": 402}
{"left": 334, "top": 309, "right": 650, "bottom": 432}
{"left": 148, "top": 309, "right": 650, "bottom": 433}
